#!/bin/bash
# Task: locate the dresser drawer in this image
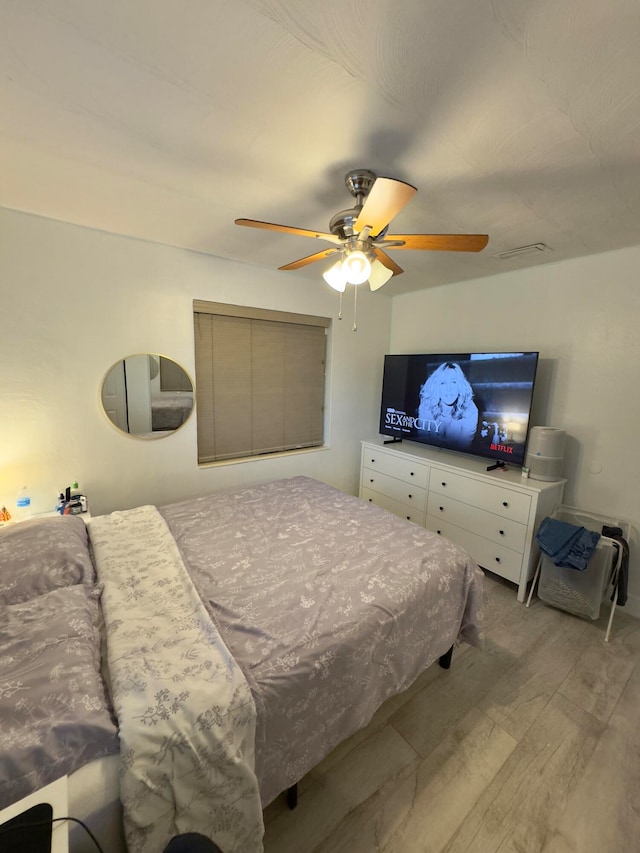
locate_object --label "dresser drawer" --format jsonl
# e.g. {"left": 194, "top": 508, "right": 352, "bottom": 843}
{"left": 361, "top": 487, "right": 425, "bottom": 524}
{"left": 361, "top": 449, "right": 429, "bottom": 488}
{"left": 426, "top": 494, "right": 528, "bottom": 553}
{"left": 361, "top": 468, "right": 427, "bottom": 513}
{"left": 429, "top": 468, "right": 531, "bottom": 523}
{"left": 425, "top": 515, "right": 523, "bottom": 584}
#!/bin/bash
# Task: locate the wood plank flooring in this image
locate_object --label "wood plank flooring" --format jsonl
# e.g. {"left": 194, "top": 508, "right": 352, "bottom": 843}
{"left": 262, "top": 571, "right": 640, "bottom": 852}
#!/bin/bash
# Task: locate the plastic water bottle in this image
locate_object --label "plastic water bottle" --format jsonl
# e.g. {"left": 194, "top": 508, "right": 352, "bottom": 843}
{"left": 16, "top": 485, "right": 32, "bottom": 520}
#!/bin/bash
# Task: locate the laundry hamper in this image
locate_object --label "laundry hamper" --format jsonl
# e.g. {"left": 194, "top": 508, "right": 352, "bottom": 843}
{"left": 529, "top": 505, "right": 629, "bottom": 638}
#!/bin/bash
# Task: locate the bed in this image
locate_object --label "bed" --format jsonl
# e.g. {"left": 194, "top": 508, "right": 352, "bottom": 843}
{"left": 0, "top": 476, "right": 484, "bottom": 853}
{"left": 150, "top": 393, "right": 194, "bottom": 431}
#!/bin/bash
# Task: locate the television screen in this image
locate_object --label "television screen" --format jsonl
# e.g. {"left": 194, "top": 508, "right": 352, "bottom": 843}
{"left": 380, "top": 352, "right": 539, "bottom": 467}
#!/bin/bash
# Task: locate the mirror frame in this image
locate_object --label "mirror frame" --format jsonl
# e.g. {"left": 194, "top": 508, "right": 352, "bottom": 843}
{"left": 100, "top": 353, "right": 195, "bottom": 439}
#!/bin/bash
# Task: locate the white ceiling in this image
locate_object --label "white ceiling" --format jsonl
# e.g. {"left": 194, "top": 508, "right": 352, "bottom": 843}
{"left": 2, "top": 0, "right": 639, "bottom": 295}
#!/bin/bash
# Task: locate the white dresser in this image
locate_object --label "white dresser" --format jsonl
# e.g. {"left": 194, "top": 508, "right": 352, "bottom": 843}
{"left": 360, "top": 439, "right": 565, "bottom": 601}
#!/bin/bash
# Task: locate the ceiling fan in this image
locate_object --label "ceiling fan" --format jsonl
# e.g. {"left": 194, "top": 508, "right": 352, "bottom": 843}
{"left": 235, "top": 169, "right": 489, "bottom": 292}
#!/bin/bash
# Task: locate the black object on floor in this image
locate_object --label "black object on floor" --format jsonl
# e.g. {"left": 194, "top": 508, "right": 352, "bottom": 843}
{"left": 162, "top": 832, "right": 224, "bottom": 853}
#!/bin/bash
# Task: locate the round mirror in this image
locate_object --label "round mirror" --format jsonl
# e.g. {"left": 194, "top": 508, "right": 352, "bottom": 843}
{"left": 101, "top": 354, "right": 194, "bottom": 438}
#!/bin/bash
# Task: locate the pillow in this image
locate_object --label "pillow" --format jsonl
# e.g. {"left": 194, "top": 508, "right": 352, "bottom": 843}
{"left": 0, "top": 515, "right": 95, "bottom": 606}
{"left": 0, "top": 584, "right": 119, "bottom": 808}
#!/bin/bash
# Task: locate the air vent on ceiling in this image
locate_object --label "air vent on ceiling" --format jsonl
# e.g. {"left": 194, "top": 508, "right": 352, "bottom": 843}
{"left": 494, "top": 243, "right": 552, "bottom": 260}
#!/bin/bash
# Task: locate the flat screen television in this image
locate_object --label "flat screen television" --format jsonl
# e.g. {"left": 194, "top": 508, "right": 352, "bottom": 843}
{"left": 380, "top": 352, "right": 539, "bottom": 468}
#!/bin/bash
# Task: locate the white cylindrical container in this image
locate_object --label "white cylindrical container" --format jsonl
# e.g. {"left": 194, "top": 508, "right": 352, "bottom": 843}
{"left": 526, "top": 427, "right": 566, "bottom": 481}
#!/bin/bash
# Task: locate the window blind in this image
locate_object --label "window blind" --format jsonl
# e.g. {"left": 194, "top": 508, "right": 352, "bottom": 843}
{"left": 193, "top": 303, "right": 328, "bottom": 463}
{"left": 159, "top": 356, "right": 192, "bottom": 391}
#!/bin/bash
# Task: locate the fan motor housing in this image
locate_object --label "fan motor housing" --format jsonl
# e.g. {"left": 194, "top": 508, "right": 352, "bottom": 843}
{"left": 329, "top": 208, "right": 360, "bottom": 240}
{"left": 345, "top": 169, "right": 376, "bottom": 199}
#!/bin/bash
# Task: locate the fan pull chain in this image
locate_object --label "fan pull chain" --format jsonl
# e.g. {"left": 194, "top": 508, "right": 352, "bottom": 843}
{"left": 352, "top": 285, "right": 358, "bottom": 331}
{"left": 338, "top": 291, "right": 343, "bottom": 320}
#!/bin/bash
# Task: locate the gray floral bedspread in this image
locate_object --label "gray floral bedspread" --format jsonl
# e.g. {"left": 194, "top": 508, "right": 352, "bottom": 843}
{"left": 89, "top": 506, "right": 264, "bottom": 853}
{"left": 0, "top": 584, "right": 119, "bottom": 809}
{"left": 160, "top": 476, "right": 485, "bottom": 806}
{"left": 0, "top": 516, "right": 119, "bottom": 810}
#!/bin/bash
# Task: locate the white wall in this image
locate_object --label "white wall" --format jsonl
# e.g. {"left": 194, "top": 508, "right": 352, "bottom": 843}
{"left": 390, "top": 246, "right": 640, "bottom": 616}
{"left": 0, "top": 207, "right": 391, "bottom": 514}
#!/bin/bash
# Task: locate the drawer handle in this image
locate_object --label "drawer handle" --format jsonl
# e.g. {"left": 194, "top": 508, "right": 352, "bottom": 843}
{"left": 408, "top": 494, "right": 413, "bottom": 499}
{"left": 495, "top": 557, "right": 501, "bottom": 563}
{"left": 406, "top": 515, "right": 411, "bottom": 520}
{"left": 439, "top": 506, "right": 444, "bottom": 512}
{"left": 502, "top": 501, "right": 509, "bottom": 507}
{"left": 441, "top": 481, "right": 447, "bottom": 487}
{"left": 410, "top": 471, "right": 415, "bottom": 476}
{"left": 368, "top": 498, "right": 372, "bottom": 502}
{"left": 370, "top": 478, "right": 374, "bottom": 483}
{"left": 436, "top": 529, "right": 442, "bottom": 535}
{"left": 370, "top": 458, "right": 375, "bottom": 463}
{"left": 499, "top": 530, "right": 505, "bottom": 536}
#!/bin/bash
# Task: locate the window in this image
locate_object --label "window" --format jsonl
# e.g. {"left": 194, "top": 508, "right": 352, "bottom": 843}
{"left": 159, "top": 356, "right": 192, "bottom": 391}
{"left": 193, "top": 300, "right": 329, "bottom": 463}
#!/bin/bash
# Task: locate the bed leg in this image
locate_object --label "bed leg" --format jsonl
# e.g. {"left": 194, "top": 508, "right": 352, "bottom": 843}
{"left": 286, "top": 783, "right": 298, "bottom": 810}
{"left": 438, "top": 645, "right": 453, "bottom": 669}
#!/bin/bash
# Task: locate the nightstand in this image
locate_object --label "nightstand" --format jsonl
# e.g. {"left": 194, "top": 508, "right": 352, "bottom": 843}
{"left": 0, "top": 776, "right": 69, "bottom": 853}
{"left": 0, "top": 510, "right": 92, "bottom": 527}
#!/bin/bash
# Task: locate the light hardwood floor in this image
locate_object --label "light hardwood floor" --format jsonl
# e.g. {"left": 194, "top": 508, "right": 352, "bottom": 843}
{"left": 262, "top": 571, "right": 640, "bottom": 852}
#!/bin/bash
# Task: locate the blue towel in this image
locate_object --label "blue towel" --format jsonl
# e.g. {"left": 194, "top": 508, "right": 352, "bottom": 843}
{"left": 535, "top": 516, "right": 601, "bottom": 571}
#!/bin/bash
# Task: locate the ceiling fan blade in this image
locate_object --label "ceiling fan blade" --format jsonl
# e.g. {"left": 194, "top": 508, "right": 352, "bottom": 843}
{"left": 279, "top": 248, "right": 341, "bottom": 271}
{"left": 235, "top": 218, "right": 342, "bottom": 245}
{"left": 373, "top": 248, "right": 404, "bottom": 276}
{"left": 384, "top": 233, "right": 489, "bottom": 252}
{"left": 353, "top": 178, "right": 417, "bottom": 237}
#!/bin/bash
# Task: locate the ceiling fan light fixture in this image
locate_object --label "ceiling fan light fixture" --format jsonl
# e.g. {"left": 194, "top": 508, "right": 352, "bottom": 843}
{"left": 342, "top": 250, "right": 371, "bottom": 285}
{"left": 322, "top": 259, "right": 347, "bottom": 292}
{"left": 368, "top": 259, "right": 394, "bottom": 291}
